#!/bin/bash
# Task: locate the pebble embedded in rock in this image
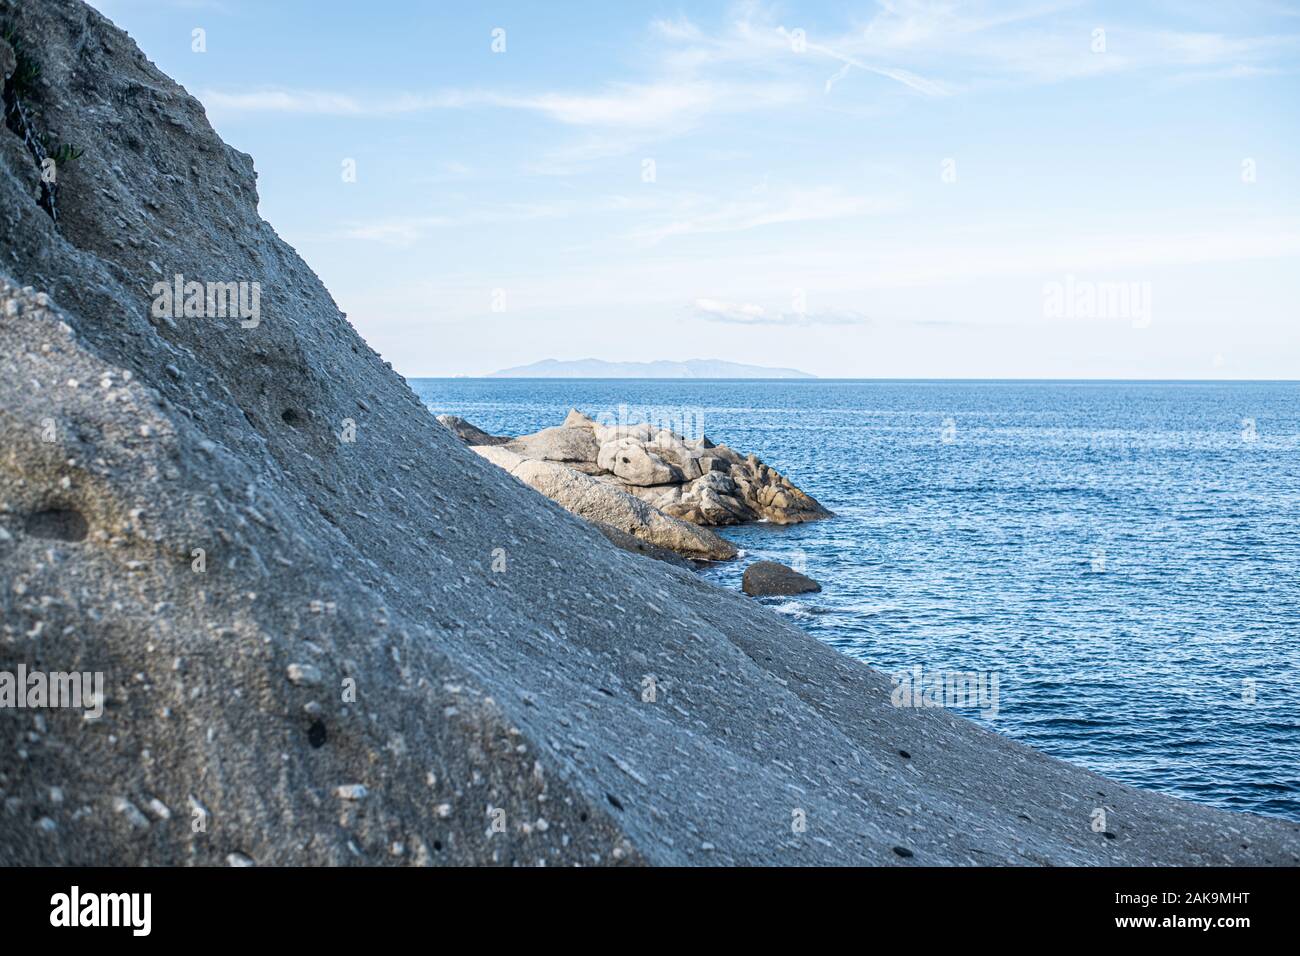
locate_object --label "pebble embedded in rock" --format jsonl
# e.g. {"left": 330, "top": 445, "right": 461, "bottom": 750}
{"left": 112, "top": 797, "right": 150, "bottom": 830}
{"left": 287, "top": 663, "right": 323, "bottom": 686}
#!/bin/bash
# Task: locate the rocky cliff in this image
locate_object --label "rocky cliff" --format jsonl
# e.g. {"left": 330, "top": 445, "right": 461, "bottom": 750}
{"left": 1, "top": 0, "right": 1297, "bottom": 866}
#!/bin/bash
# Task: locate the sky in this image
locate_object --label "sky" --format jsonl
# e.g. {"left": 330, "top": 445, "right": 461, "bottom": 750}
{"left": 89, "top": 0, "right": 1300, "bottom": 378}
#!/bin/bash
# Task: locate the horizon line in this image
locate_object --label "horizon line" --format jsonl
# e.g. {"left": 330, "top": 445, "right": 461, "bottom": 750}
{"left": 407, "top": 375, "right": 1300, "bottom": 383}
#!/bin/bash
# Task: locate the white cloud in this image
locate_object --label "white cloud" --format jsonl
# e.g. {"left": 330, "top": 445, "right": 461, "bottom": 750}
{"left": 859, "top": 0, "right": 1077, "bottom": 52}
{"left": 651, "top": 16, "right": 704, "bottom": 42}
{"left": 201, "top": 76, "right": 798, "bottom": 128}
{"left": 199, "top": 3, "right": 1300, "bottom": 130}
{"left": 201, "top": 89, "right": 367, "bottom": 114}
{"left": 694, "top": 298, "right": 769, "bottom": 321}
{"left": 1155, "top": 30, "right": 1299, "bottom": 64}
{"left": 631, "top": 187, "right": 900, "bottom": 243}
{"left": 199, "top": 88, "right": 477, "bottom": 116}
{"left": 694, "top": 297, "right": 867, "bottom": 326}
{"left": 513, "top": 79, "right": 798, "bottom": 127}
{"left": 335, "top": 203, "right": 570, "bottom": 247}
{"left": 774, "top": 26, "right": 955, "bottom": 97}
{"left": 843, "top": 2, "right": 1300, "bottom": 88}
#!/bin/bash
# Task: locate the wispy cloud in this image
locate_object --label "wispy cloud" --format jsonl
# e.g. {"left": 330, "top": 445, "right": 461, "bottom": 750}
{"left": 651, "top": 15, "right": 705, "bottom": 42}
{"left": 631, "top": 186, "right": 900, "bottom": 244}
{"left": 199, "top": 88, "right": 469, "bottom": 115}
{"left": 842, "top": 0, "right": 1300, "bottom": 88}
{"left": 774, "top": 25, "right": 955, "bottom": 97}
{"left": 336, "top": 203, "right": 570, "bottom": 246}
{"left": 694, "top": 297, "right": 868, "bottom": 326}
{"left": 199, "top": 2, "right": 1300, "bottom": 127}
{"left": 201, "top": 72, "right": 799, "bottom": 125}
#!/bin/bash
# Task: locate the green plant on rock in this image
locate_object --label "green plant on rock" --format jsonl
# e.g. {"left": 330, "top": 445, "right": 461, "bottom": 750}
{"left": 1, "top": 23, "right": 41, "bottom": 98}
{"left": 0, "top": 23, "right": 80, "bottom": 224}
{"left": 40, "top": 137, "right": 84, "bottom": 165}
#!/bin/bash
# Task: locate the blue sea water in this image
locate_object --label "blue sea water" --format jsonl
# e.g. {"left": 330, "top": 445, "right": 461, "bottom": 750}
{"left": 412, "top": 378, "right": 1300, "bottom": 821}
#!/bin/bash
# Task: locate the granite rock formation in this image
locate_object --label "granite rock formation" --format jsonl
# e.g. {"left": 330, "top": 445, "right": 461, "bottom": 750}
{"left": 439, "top": 409, "right": 830, "bottom": 554}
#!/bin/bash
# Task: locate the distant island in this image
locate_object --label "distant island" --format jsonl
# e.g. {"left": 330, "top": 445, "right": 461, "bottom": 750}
{"left": 489, "top": 358, "right": 816, "bottom": 379}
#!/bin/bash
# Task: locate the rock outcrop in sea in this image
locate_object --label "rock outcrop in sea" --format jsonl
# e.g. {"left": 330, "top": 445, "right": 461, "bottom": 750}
{"left": 439, "top": 409, "right": 829, "bottom": 560}
{"left": 470, "top": 442, "right": 738, "bottom": 561}
{"left": 1, "top": 0, "right": 1297, "bottom": 866}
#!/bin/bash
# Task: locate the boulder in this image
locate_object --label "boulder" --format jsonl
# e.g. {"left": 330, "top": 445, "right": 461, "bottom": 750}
{"left": 473, "top": 445, "right": 736, "bottom": 561}
{"left": 505, "top": 424, "right": 600, "bottom": 464}
{"left": 436, "top": 414, "right": 510, "bottom": 446}
{"left": 462, "top": 411, "right": 832, "bottom": 528}
{"left": 451, "top": 412, "right": 830, "bottom": 526}
{"left": 590, "top": 521, "right": 694, "bottom": 569}
{"left": 593, "top": 422, "right": 656, "bottom": 444}
{"left": 563, "top": 408, "right": 597, "bottom": 429}
{"left": 742, "top": 561, "right": 822, "bottom": 596}
{"left": 597, "top": 437, "right": 681, "bottom": 486}
{"left": 624, "top": 473, "right": 755, "bottom": 525}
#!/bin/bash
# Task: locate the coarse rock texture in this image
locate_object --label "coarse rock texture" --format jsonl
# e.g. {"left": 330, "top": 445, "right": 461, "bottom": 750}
{"left": 470, "top": 445, "right": 736, "bottom": 562}
{"left": 439, "top": 415, "right": 739, "bottom": 560}
{"left": 589, "top": 522, "right": 694, "bottom": 570}
{"left": 434, "top": 415, "right": 509, "bottom": 447}
{"left": 742, "top": 561, "right": 822, "bottom": 597}
{"left": 450, "top": 409, "right": 832, "bottom": 526}
{"left": 506, "top": 425, "right": 603, "bottom": 470}
{"left": 0, "top": 31, "right": 15, "bottom": 83}
{"left": 2, "top": 0, "right": 1298, "bottom": 867}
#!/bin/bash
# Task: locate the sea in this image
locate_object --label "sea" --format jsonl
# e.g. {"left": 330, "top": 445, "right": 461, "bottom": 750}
{"left": 412, "top": 378, "right": 1300, "bottom": 821}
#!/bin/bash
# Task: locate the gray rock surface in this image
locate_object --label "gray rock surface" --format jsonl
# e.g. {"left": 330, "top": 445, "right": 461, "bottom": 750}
{"left": 434, "top": 415, "right": 509, "bottom": 446}
{"left": 596, "top": 437, "right": 682, "bottom": 486}
{"left": 742, "top": 561, "right": 822, "bottom": 596}
{"left": 0, "top": 33, "right": 15, "bottom": 84}
{"left": 505, "top": 425, "right": 601, "bottom": 466}
{"left": 454, "top": 408, "right": 832, "bottom": 526}
{"left": 471, "top": 445, "right": 736, "bottom": 561}
{"left": 1, "top": 0, "right": 1297, "bottom": 867}
{"left": 590, "top": 522, "right": 694, "bottom": 569}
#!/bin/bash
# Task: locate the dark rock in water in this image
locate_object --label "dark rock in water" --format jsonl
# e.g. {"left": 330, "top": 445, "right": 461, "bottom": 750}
{"left": 742, "top": 561, "right": 822, "bottom": 596}
{"left": 1, "top": 0, "right": 1297, "bottom": 868}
